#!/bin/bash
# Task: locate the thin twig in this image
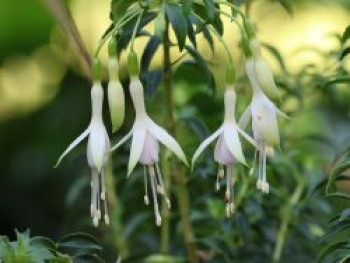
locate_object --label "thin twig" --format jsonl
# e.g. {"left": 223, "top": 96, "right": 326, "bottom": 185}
{"left": 44, "top": 0, "right": 91, "bottom": 76}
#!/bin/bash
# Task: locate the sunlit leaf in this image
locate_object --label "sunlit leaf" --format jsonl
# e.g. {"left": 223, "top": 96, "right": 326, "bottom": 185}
{"left": 341, "top": 25, "right": 350, "bottom": 44}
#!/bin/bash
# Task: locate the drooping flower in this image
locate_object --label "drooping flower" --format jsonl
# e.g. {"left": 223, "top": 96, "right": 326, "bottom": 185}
{"left": 107, "top": 38, "right": 125, "bottom": 133}
{"left": 111, "top": 52, "right": 188, "bottom": 226}
{"left": 239, "top": 59, "right": 286, "bottom": 194}
{"left": 55, "top": 61, "right": 110, "bottom": 227}
{"left": 192, "top": 87, "right": 256, "bottom": 217}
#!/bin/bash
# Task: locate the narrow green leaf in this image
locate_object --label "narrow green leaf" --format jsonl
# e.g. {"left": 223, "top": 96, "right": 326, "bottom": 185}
{"left": 111, "top": 0, "right": 134, "bottom": 20}
{"left": 58, "top": 233, "right": 101, "bottom": 251}
{"left": 340, "top": 47, "right": 350, "bottom": 60}
{"left": 317, "top": 241, "right": 348, "bottom": 263}
{"left": 184, "top": 45, "right": 215, "bottom": 91}
{"left": 324, "top": 76, "right": 350, "bottom": 89}
{"left": 262, "top": 43, "right": 288, "bottom": 73}
{"left": 181, "top": 0, "right": 193, "bottom": 16}
{"left": 341, "top": 25, "right": 350, "bottom": 44}
{"left": 141, "top": 36, "right": 161, "bottom": 72}
{"left": 277, "top": 0, "right": 293, "bottom": 14}
{"left": 187, "top": 18, "right": 197, "bottom": 48}
{"left": 204, "top": 0, "right": 215, "bottom": 21}
{"left": 165, "top": 3, "right": 188, "bottom": 51}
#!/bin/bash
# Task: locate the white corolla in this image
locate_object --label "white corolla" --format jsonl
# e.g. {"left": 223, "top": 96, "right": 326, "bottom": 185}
{"left": 192, "top": 88, "right": 256, "bottom": 216}
{"left": 55, "top": 82, "right": 110, "bottom": 227}
{"left": 240, "top": 59, "right": 287, "bottom": 194}
{"left": 111, "top": 76, "right": 188, "bottom": 226}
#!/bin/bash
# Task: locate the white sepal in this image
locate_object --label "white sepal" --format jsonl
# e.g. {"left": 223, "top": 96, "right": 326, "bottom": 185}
{"left": 146, "top": 118, "right": 188, "bottom": 166}
{"left": 55, "top": 127, "right": 90, "bottom": 168}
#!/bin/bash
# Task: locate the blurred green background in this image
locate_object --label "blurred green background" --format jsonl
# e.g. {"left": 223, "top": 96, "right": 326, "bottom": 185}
{"left": 0, "top": 0, "right": 350, "bottom": 262}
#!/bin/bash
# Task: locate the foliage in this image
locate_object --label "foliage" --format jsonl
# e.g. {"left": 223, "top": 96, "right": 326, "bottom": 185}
{"left": 0, "top": 1, "right": 350, "bottom": 263}
{"left": 0, "top": 230, "right": 104, "bottom": 263}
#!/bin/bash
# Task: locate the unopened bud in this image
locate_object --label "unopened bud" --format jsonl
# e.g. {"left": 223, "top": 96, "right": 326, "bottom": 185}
{"left": 108, "top": 78, "right": 125, "bottom": 133}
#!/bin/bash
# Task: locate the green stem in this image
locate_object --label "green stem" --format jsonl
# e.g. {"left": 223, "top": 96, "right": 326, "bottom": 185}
{"left": 272, "top": 178, "right": 305, "bottom": 262}
{"left": 94, "top": 8, "right": 142, "bottom": 57}
{"left": 161, "top": 17, "right": 199, "bottom": 263}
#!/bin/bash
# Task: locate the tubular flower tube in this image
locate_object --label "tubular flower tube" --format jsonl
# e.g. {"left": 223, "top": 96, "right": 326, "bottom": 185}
{"left": 248, "top": 38, "right": 280, "bottom": 99}
{"left": 111, "top": 76, "right": 188, "bottom": 226}
{"left": 239, "top": 59, "right": 287, "bottom": 194}
{"left": 192, "top": 88, "right": 256, "bottom": 217}
{"left": 55, "top": 82, "right": 110, "bottom": 227}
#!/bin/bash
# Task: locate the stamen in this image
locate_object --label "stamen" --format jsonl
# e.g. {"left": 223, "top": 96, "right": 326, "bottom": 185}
{"left": 91, "top": 170, "right": 98, "bottom": 220}
{"left": 149, "top": 166, "right": 162, "bottom": 226}
{"left": 104, "top": 214, "right": 110, "bottom": 225}
{"left": 143, "top": 166, "right": 149, "bottom": 205}
{"left": 225, "top": 165, "right": 236, "bottom": 217}
{"left": 257, "top": 145, "right": 263, "bottom": 191}
{"left": 101, "top": 169, "right": 106, "bottom": 201}
{"left": 225, "top": 167, "right": 231, "bottom": 201}
{"left": 262, "top": 147, "right": 269, "bottom": 194}
{"left": 218, "top": 165, "right": 225, "bottom": 179}
{"left": 215, "top": 167, "right": 221, "bottom": 191}
{"left": 156, "top": 164, "right": 171, "bottom": 209}
{"left": 249, "top": 150, "right": 258, "bottom": 176}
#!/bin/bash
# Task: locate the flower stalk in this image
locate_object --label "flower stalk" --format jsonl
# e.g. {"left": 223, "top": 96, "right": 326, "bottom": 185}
{"left": 162, "top": 17, "right": 199, "bottom": 263}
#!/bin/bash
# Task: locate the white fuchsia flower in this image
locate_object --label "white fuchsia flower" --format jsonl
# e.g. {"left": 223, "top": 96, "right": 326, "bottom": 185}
{"left": 55, "top": 82, "right": 110, "bottom": 227}
{"left": 240, "top": 59, "right": 287, "bottom": 194}
{"left": 192, "top": 88, "right": 256, "bottom": 217}
{"left": 111, "top": 74, "right": 188, "bottom": 226}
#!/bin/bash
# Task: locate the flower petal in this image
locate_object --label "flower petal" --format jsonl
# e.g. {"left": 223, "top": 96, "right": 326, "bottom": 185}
{"left": 54, "top": 126, "right": 90, "bottom": 168}
{"left": 146, "top": 118, "right": 188, "bottom": 166}
{"left": 238, "top": 105, "right": 252, "bottom": 130}
{"left": 110, "top": 129, "right": 133, "bottom": 152}
{"left": 128, "top": 121, "right": 146, "bottom": 176}
{"left": 237, "top": 125, "right": 258, "bottom": 149}
{"left": 276, "top": 106, "right": 290, "bottom": 120}
{"left": 251, "top": 93, "right": 280, "bottom": 147}
{"left": 87, "top": 122, "right": 110, "bottom": 172}
{"left": 223, "top": 124, "right": 247, "bottom": 166}
{"left": 192, "top": 127, "right": 223, "bottom": 168}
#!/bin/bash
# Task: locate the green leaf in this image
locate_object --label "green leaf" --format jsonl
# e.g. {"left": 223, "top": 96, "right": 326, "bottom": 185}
{"left": 204, "top": 0, "right": 215, "bottom": 21}
{"left": 144, "top": 254, "right": 186, "bottom": 263}
{"left": 58, "top": 233, "right": 101, "bottom": 252}
{"left": 341, "top": 25, "right": 350, "bottom": 44}
{"left": 262, "top": 43, "right": 288, "bottom": 73}
{"left": 73, "top": 254, "right": 105, "bottom": 263}
{"left": 317, "top": 241, "right": 348, "bottom": 262}
{"left": 141, "top": 36, "right": 161, "bottom": 72}
{"left": 154, "top": 10, "right": 166, "bottom": 40}
{"left": 111, "top": 0, "right": 135, "bottom": 20}
{"left": 117, "top": 12, "right": 157, "bottom": 52}
{"left": 165, "top": 3, "right": 188, "bottom": 51}
{"left": 187, "top": 18, "right": 197, "bottom": 48}
{"left": 190, "top": 14, "right": 214, "bottom": 51}
{"left": 181, "top": 0, "right": 193, "bottom": 16}
{"left": 340, "top": 47, "right": 350, "bottom": 60}
{"left": 277, "top": 0, "right": 293, "bottom": 14}
{"left": 184, "top": 45, "right": 215, "bottom": 91}
{"left": 324, "top": 76, "right": 350, "bottom": 89}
